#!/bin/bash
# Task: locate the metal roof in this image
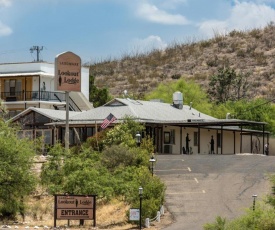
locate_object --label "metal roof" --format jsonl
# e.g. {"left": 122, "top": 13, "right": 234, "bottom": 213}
{"left": 9, "top": 107, "right": 81, "bottom": 122}
{"left": 10, "top": 98, "right": 268, "bottom": 133}
{"left": 68, "top": 98, "right": 216, "bottom": 122}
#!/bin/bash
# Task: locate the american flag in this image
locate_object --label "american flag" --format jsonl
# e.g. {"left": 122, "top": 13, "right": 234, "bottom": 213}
{"left": 101, "top": 113, "right": 117, "bottom": 129}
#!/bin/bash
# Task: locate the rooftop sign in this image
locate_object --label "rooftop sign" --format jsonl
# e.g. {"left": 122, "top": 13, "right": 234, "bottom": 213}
{"left": 55, "top": 51, "right": 81, "bottom": 92}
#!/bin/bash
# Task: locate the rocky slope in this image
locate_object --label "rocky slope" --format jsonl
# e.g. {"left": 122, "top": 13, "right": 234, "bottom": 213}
{"left": 89, "top": 23, "right": 275, "bottom": 100}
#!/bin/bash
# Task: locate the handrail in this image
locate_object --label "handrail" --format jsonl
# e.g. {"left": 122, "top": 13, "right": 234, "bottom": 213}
{"left": 68, "top": 97, "right": 82, "bottom": 112}
{"left": 1, "top": 90, "right": 82, "bottom": 112}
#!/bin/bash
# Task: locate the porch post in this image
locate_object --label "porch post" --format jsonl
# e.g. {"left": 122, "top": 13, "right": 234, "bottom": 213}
{"left": 250, "top": 133, "right": 253, "bottom": 153}
{"left": 180, "top": 127, "right": 182, "bottom": 154}
{"left": 38, "top": 75, "right": 41, "bottom": 107}
{"left": 221, "top": 126, "right": 223, "bottom": 155}
{"left": 198, "top": 126, "right": 200, "bottom": 154}
{"left": 262, "top": 124, "right": 265, "bottom": 155}
{"left": 233, "top": 131, "right": 236, "bottom": 154}
{"left": 240, "top": 125, "right": 243, "bottom": 153}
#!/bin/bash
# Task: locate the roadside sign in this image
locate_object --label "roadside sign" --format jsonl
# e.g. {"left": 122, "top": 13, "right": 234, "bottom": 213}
{"left": 55, "top": 51, "right": 81, "bottom": 92}
{"left": 129, "top": 208, "right": 140, "bottom": 221}
{"left": 54, "top": 194, "right": 96, "bottom": 227}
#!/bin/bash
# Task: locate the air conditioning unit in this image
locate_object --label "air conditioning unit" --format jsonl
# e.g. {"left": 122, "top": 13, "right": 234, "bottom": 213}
{"left": 164, "top": 145, "right": 172, "bottom": 154}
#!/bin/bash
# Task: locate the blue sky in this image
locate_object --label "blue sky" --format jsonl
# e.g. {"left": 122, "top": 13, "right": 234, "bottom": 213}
{"left": 1, "top": 0, "right": 275, "bottom": 64}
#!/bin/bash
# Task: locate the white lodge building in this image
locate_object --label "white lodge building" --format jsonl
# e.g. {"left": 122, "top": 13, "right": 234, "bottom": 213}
{"left": 11, "top": 95, "right": 269, "bottom": 155}
{"left": 0, "top": 62, "right": 92, "bottom": 117}
{"left": 2, "top": 62, "right": 269, "bottom": 155}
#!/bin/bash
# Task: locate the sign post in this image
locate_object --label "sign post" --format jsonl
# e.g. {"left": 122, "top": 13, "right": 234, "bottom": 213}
{"left": 55, "top": 52, "right": 81, "bottom": 150}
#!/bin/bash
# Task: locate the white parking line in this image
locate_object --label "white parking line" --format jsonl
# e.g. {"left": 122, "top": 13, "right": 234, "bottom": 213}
{"left": 188, "top": 167, "right": 191, "bottom": 172}
{"left": 194, "top": 178, "right": 199, "bottom": 183}
{"left": 155, "top": 168, "right": 191, "bottom": 172}
{"left": 166, "top": 190, "right": 206, "bottom": 195}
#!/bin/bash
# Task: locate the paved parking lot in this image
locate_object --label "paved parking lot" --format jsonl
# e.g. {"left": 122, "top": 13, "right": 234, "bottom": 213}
{"left": 155, "top": 154, "right": 275, "bottom": 230}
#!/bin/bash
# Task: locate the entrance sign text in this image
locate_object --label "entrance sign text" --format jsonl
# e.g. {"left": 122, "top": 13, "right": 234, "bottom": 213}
{"left": 54, "top": 194, "right": 96, "bottom": 227}
{"left": 55, "top": 51, "right": 81, "bottom": 92}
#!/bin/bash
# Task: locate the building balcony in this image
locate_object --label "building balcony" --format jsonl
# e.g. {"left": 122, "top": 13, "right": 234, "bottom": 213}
{"left": 1, "top": 90, "right": 82, "bottom": 116}
{"left": 1, "top": 90, "right": 66, "bottom": 102}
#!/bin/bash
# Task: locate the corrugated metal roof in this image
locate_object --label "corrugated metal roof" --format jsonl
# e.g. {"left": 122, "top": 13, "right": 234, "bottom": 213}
{"left": 10, "top": 98, "right": 268, "bottom": 131}
{"left": 9, "top": 107, "right": 81, "bottom": 122}
{"left": 69, "top": 98, "right": 216, "bottom": 122}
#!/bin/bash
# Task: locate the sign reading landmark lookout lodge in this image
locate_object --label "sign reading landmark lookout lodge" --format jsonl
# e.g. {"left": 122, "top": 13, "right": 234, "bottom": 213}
{"left": 54, "top": 194, "right": 96, "bottom": 227}
{"left": 55, "top": 51, "right": 81, "bottom": 92}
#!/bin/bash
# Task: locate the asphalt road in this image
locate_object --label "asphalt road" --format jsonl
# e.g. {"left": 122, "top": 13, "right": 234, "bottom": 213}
{"left": 154, "top": 154, "right": 275, "bottom": 230}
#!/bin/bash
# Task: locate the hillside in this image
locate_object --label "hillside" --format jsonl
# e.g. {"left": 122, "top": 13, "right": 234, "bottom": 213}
{"left": 89, "top": 23, "right": 275, "bottom": 100}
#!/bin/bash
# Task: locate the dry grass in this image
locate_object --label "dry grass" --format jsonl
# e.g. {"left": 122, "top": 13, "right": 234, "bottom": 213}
{"left": 90, "top": 23, "right": 275, "bottom": 101}
{"left": 3, "top": 196, "right": 173, "bottom": 229}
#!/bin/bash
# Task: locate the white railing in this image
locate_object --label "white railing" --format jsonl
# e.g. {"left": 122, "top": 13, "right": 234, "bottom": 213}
{"left": 145, "top": 205, "right": 165, "bottom": 228}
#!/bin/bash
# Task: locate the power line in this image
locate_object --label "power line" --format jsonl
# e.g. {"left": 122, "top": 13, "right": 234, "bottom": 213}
{"left": 236, "top": 98, "right": 275, "bottom": 117}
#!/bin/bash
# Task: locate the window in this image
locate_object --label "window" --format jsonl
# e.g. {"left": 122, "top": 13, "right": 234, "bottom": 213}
{"left": 164, "top": 132, "right": 170, "bottom": 144}
{"left": 193, "top": 132, "right": 198, "bottom": 146}
{"left": 4, "top": 79, "right": 22, "bottom": 97}
{"left": 10, "top": 80, "right": 16, "bottom": 95}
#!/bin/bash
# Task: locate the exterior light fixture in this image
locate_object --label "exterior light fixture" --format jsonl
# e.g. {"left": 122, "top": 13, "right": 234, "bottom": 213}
{"left": 252, "top": 194, "right": 257, "bottom": 211}
{"left": 149, "top": 156, "right": 156, "bottom": 176}
{"left": 136, "top": 132, "right": 141, "bottom": 147}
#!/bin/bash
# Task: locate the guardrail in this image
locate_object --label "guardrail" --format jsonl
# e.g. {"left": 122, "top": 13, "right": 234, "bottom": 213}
{"left": 144, "top": 205, "right": 165, "bottom": 228}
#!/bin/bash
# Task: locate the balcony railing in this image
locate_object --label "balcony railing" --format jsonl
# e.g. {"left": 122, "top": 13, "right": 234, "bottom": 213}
{"left": 1, "top": 91, "right": 66, "bottom": 102}
{"left": 1, "top": 90, "right": 82, "bottom": 111}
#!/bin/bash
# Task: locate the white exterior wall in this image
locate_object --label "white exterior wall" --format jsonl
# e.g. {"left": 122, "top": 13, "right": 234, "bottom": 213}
{"left": 0, "top": 62, "right": 54, "bottom": 74}
{"left": 81, "top": 67, "right": 89, "bottom": 100}
{"left": 221, "top": 131, "right": 236, "bottom": 154}
{"left": 200, "top": 129, "right": 213, "bottom": 154}
{"left": 32, "top": 76, "right": 39, "bottom": 91}
{"left": 0, "top": 62, "right": 90, "bottom": 100}
{"left": 163, "top": 126, "right": 243, "bottom": 155}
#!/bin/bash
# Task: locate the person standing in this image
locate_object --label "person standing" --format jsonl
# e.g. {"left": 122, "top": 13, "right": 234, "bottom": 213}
{"left": 265, "top": 143, "right": 269, "bottom": 155}
{"left": 186, "top": 133, "right": 191, "bottom": 154}
{"left": 210, "top": 135, "right": 215, "bottom": 154}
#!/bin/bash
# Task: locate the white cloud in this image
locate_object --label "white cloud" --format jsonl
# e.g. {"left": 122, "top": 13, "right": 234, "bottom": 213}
{"left": 137, "top": 2, "right": 189, "bottom": 25}
{"left": 0, "top": 0, "right": 12, "bottom": 7}
{"left": 198, "top": 1, "right": 275, "bottom": 37}
{"left": 160, "top": 0, "right": 188, "bottom": 10}
{"left": 0, "top": 21, "right": 12, "bottom": 36}
{"left": 129, "top": 35, "right": 168, "bottom": 54}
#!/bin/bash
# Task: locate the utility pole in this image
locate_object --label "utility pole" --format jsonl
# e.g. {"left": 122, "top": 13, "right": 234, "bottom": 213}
{"left": 30, "top": 46, "right": 43, "bottom": 62}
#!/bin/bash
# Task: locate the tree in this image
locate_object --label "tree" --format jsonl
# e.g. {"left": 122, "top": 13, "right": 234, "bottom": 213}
{"left": 207, "top": 67, "right": 251, "bottom": 104}
{"left": 0, "top": 120, "right": 37, "bottom": 220}
{"left": 89, "top": 75, "right": 112, "bottom": 107}
{"left": 211, "top": 98, "right": 275, "bottom": 134}
{"left": 204, "top": 203, "right": 275, "bottom": 230}
{"left": 40, "top": 120, "right": 165, "bottom": 220}
{"left": 144, "top": 78, "right": 212, "bottom": 115}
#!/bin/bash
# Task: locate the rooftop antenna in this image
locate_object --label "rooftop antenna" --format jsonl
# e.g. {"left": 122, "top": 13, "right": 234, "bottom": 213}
{"left": 30, "top": 46, "right": 43, "bottom": 62}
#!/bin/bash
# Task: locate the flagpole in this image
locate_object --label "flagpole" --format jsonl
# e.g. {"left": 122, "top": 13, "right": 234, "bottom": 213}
{"left": 95, "top": 120, "right": 99, "bottom": 151}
